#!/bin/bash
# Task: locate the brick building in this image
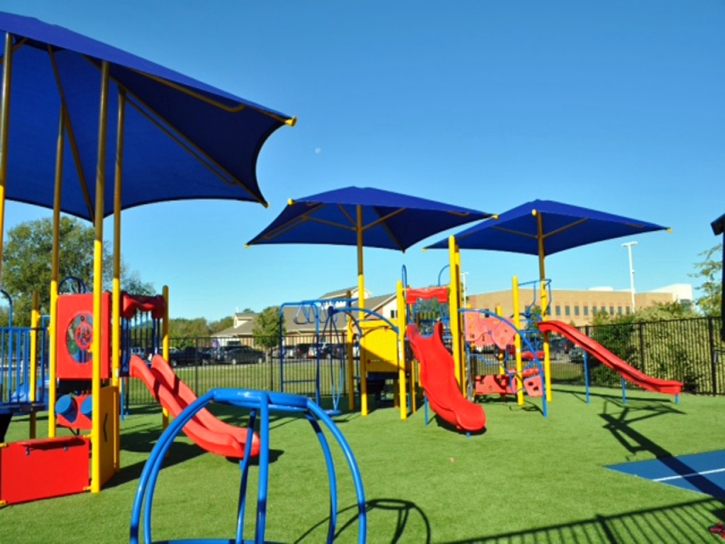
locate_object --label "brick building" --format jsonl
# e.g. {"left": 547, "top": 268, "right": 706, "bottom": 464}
{"left": 468, "top": 284, "right": 693, "bottom": 326}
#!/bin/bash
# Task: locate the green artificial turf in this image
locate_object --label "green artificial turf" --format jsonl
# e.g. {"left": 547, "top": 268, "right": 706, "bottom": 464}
{"left": 2, "top": 386, "right": 725, "bottom": 543}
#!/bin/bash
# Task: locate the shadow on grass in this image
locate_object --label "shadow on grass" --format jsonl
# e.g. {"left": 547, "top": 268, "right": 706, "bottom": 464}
{"left": 294, "top": 498, "right": 432, "bottom": 544}
{"left": 440, "top": 497, "right": 724, "bottom": 543}
{"left": 596, "top": 393, "right": 725, "bottom": 502}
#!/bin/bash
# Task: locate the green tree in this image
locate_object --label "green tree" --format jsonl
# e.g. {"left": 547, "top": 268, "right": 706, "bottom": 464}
{"left": 169, "top": 317, "right": 210, "bottom": 346}
{"left": 209, "top": 316, "right": 233, "bottom": 334}
{"left": 691, "top": 244, "right": 722, "bottom": 316}
{"left": 252, "top": 306, "right": 284, "bottom": 350}
{"left": 1, "top": 217, "right": 154, "bottom": 325}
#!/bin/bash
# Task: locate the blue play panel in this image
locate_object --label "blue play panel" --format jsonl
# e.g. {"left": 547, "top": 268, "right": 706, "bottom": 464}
{"left": 607, "top": 450, "right": 725, "bottom": 499}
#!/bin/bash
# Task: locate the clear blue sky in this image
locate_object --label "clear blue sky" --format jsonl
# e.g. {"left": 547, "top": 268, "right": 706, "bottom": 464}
{"left": 1, "top": 1, "right": 723, "bottom": 320}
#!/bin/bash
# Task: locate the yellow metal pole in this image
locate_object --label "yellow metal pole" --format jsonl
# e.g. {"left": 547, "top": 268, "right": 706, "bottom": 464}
{"left": 448, "top": 236, "right": 463, "bottom": 393}
{"left": 111, "top": 91, "right": 125, "bottom": 390}
{"left": 48, "top": 106, "right": 66, "bottom": 438}
{"left": 111, "top": 90, "right": 125, "bottom": 473}
{"left": 356, "top": 205, "right": 369, "bottom": 416}
{"left": 29, "top": 291, "right": 39, "bottom": 438}
{"left": 396, "top": 280, "right": 407, "bottom": 420}
{"left": 512, "top": 276, "right": 524, "bottom": 405}
{"left": 0, "top": 32, "right": 13, "bottom": 281}
{"left": 91, "top": 61, "right": 110, "bottom": 494}
{"left": 535, "top": 211, "right": 552, "bottom": 402}
{"left": 162, "top": 285, "right": 170, "bottom": 428}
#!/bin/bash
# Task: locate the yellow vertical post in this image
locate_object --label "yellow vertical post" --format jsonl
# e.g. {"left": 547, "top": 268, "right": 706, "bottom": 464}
{"left": 48, "top": 107, "right": 66, "bottom": 438}
{"left": 512, "top": 276, "right": 524, "bottom": 405}
{"left": 448, "top": 236, "right": 463, "bottom": 393}
{"left": 91, "top": 61, "right": 110, "bottom": 494}
{"left": 0, "top": 32, "right": 14, "bottom": 281}
{"left": 356, "top": 205, "right": 369, "bottom": 416}
{"left": 29, "top": 292, "right": 39, "bottom": 438}
{"left": 111, "top": 90, "right": 125, "bottom": 473}
{"left": 162, "top": 285, "right": 170, "bottom": 428}
{"left": 535, "top": 210, "right": 552, "bottom": 402}
{"left": 396, "top": 280, "right": 407, "bottom": 420}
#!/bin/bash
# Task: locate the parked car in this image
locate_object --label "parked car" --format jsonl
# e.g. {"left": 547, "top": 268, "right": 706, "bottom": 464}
{"left": 569, "top": 347, "right": 585, "bottom": 363}
{"left": 307, "top": 342, "right": 334, "bottom": 358}
{"left": 222, "top": 346, "right": 265, "bottom": 365}
{"left": 168, "top": 347, "right": 211, "bottom": 368}
{"left": 271, "top": 345, "right": 298, "bottom": 359}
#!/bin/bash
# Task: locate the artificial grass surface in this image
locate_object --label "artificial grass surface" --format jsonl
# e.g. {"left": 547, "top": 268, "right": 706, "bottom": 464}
{"left": 2, "top": 385, "right": 725, "bottom": 543}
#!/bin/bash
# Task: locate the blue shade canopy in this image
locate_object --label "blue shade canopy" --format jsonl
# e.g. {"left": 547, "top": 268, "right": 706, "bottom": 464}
{"left": 0, "top": 12, "right": 294, "bottom": 220}
{"left": 425, "top": 199, "right": 669, "bottom": 255}
{"left": 246, "top": 186, "right": 492, "bottom": 251}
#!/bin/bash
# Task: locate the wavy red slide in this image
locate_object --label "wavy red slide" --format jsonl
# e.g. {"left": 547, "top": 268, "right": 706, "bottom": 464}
{"left": 406, "top": 323, "right": 486, "bottom": 433}
{"left": 129, "top": 355, "right": 260, "bottom": 458}
{"left": 538, "top": 321, "right": 683, "bottom": 396}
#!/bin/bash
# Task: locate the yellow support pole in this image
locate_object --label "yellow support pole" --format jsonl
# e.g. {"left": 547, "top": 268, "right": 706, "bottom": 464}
{"left": 356, "top": 205, "right": 369, "bottom": 417}
{"left": 512, "top": 276, "right": 524, "bottom": 406}
{"left": 48, "top": 106, "right": 66, "bottom": 439}
{"left": 448, "top": 236, "right": 463, "bottom": 393}
{"left": 111, "top": 90, "right": 125, "bottom": 473}
{"left": 91, "top": 61, "right": 110, "bottom": 494}
{"left": 29, "top": 292, "right": 39, "bottom": 438}
{"left": 162, "top": 285, "right": 170, "bottom": 428}
{"left": 535, "top": 211, "right": 552, "bottom": 402}
{"left": 396, "top": 280, "right": 407, "bottom": 420}
{"left": 0, "top": 32, "right": 14, "bottom": 281}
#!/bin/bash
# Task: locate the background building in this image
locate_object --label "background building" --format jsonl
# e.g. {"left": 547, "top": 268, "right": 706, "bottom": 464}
{"left": 468, "top": 284, "right": 693, "bottom": 327}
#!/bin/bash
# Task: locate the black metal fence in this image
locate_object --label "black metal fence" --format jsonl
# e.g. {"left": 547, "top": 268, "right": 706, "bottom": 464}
{"left": 125, "top": 316, "right": 725, "bottom": 406}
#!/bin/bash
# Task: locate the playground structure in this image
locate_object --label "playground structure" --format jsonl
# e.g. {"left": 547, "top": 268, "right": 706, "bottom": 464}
{"left": 278, "top": 291, "right": 411, "bottom": 420}
{"left": 0, "top": 285, "right": 172, "bottom": 506}
{"left": 130, "top": 387, "right": 366, "bottom": 544}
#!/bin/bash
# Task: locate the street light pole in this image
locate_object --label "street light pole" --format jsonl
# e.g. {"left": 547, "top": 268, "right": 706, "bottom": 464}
{"left": 622, "top": 241, "right": 638, "bottom": 312}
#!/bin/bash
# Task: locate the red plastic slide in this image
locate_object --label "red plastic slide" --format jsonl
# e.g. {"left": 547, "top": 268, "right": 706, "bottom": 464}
{"left": 538, "top": 321, "right": 683, "bottom": 396}
{"left": 129, "top": 355, "right": 260, "bottom": 458}
{"left": 406, "top": 323, "right": 486, "bottom": 433}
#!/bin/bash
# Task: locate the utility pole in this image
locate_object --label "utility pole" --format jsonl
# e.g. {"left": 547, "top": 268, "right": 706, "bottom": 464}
{"left": 622, "top": 241, "right": 638, "bottom": 312}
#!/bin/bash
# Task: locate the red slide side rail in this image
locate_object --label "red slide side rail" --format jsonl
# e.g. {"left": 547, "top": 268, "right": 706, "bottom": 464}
{"left": 406, "top": 322, "right": 486, "bottom": 432}
{"left": 538, "top": 321, "right": 683, "bottom": 396}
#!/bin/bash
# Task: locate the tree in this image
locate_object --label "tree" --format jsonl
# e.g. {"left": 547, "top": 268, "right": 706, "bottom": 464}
{"left": 169, "top": 317, "right": 210, "bottom": 346}
{"left": 209, "top": 316, "right": 233, "bottom": 334}
{"left": 1, "top": 217, "right": 154, "bottom": 325}
{"left": 691, "top": 244, "right": 722, "bottom": 316}
{"left": 252, "top": 306, "right": 284, "bottom": 350}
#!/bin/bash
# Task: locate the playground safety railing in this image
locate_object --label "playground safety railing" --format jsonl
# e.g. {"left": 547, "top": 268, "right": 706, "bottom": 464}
{"left": 122, "top": 316, "right": 725, "bottom": 407}
{"left": 0, "top": 325, "right": 48, "bottom": 408}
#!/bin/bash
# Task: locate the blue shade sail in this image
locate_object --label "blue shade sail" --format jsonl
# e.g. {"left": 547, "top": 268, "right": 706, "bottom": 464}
{"left": 247, "top": 186, "right": 492, "bottom": 251}
{"left": 0, "top": 11, "right": 294, "bottom": 219}
{"left": 425, "top": 199, "right": 669, "bottom": 255}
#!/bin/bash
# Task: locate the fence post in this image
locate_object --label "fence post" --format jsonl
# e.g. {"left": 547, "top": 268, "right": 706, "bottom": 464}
{"left": 708, "top": 317, "right": 717, "bottom": 396}
{"left": 638, "top": 322, "right": 645, "bottom": 372}
{"left": 194, "top": 337, "right": 200, "bottom": 393}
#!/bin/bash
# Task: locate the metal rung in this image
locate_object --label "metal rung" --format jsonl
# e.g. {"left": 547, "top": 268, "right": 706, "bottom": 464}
{"left": 282, "top": 379, "right": 316, "bottom": 385}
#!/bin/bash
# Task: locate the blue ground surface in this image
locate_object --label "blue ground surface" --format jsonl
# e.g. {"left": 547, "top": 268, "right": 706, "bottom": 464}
{"left": 607, "top": 450, "right": 725, "bottom": 499}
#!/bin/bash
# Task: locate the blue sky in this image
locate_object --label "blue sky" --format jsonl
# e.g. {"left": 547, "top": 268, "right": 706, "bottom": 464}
{"left": 0, "top": 1, "right": 723, "bottom": 320}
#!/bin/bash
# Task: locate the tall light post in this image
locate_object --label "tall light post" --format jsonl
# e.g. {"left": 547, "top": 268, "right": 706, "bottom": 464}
{"left": 622, "top": 241, "right": 638, "bottom": 312}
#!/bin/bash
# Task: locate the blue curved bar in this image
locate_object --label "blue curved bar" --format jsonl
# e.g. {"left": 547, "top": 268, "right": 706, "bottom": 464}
{"left": 129, "top": 388, "right": 366, "bottom": 544}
